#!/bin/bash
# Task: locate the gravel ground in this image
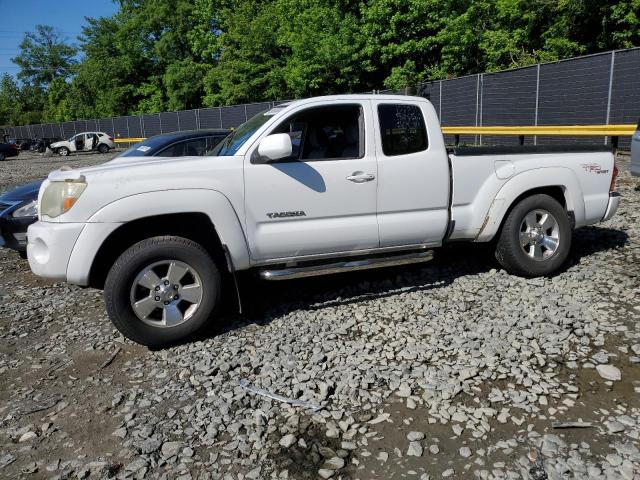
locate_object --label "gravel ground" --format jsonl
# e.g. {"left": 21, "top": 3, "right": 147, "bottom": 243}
{"left": 0, "top": 152, "right": 638, "bottom": 480}
{"left": 0, "top": 150, "right": 116, "bottom": 192}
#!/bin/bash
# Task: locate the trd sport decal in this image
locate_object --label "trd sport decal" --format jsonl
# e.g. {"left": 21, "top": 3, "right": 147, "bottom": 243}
{"left": 266, "top": 211, "right": 307, "bottom": 219}
{"left": 580, "top": 163, "right": 610, "bottom": 175}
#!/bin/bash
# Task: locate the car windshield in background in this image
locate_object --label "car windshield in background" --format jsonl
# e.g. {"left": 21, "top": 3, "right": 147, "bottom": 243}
{"left": 207, "top": 106, "right": 288, "bottom": 156}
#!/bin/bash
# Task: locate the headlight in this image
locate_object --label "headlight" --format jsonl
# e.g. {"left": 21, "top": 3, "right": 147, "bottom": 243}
{"left": 40, "top": 180, "right": 87, "bottom": 218}
{"left": 12, "top": 199, "right": 38, "bottom": 218}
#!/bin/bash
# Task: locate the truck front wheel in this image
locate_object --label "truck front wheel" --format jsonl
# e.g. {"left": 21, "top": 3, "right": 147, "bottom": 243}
{"left": 494, "top": 194, "right": 571, "bottom": 277}
{"left": 104, "top": 236, "right": 221, "bottom": 347}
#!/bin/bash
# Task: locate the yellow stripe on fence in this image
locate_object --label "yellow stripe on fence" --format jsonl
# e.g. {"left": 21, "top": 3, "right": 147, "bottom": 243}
{"left": 442, "top": 124, "right": 636, "bottom": 136}
{"left": 114, "top": 137, "right": 146, "bottom": 143}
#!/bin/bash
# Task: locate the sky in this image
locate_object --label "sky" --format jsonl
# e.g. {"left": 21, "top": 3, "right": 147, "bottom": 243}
{"left": 0, "top": 0, "right": 119, "bottom": 79}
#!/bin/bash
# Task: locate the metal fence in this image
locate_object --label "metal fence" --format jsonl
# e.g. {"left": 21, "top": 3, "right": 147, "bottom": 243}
{"left": 5, "top": 47, "right": 640, "bottom": 148}
{"left": 416, "top": 48, "right": 640, "bottom": 148}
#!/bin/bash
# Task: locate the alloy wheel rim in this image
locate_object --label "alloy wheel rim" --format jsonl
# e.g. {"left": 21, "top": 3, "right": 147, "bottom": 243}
{"left": 519, "top": 209, "right": 560, "bottom": 261}
{"left": 129, "top": 260, "right": 203, "bottom": 328}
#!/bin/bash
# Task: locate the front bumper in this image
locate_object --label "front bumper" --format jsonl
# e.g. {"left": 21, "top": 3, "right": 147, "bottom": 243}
{"left": 601, "top": 192, "right": 621, "bottom": 221}
{"left": 0, "top": 215, "right": 35, "bottom": 252}
{"left": 27, "top": 221, "right": 85, "bottom": 281}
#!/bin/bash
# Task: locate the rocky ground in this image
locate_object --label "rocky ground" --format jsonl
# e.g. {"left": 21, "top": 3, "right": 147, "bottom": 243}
{"left": 0, "top": 150, "right": 114, "bottom": 192}
{"left": 0, "top": 151, "right": 638, "bottom": 480}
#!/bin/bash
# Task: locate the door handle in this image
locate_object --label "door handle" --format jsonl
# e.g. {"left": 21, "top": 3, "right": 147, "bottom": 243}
{"left": 346, "top": 171, "right": 375, "bottom": 183}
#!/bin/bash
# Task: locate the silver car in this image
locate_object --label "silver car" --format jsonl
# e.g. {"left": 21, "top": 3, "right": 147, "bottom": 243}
{"left": 632, "top": 119, "right": 640, "bottom": 177}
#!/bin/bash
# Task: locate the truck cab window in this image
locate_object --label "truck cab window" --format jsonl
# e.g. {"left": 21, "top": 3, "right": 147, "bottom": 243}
{"left": 271, "top": 105, "right": 363, "bottom": 161}
{"left": 378, "top": 104, "right": 428, "bottom": 156}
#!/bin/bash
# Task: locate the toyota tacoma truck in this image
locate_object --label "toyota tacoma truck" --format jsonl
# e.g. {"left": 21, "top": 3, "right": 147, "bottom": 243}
{"left": 26, "top": 95, "right": 621, "bottom": 347}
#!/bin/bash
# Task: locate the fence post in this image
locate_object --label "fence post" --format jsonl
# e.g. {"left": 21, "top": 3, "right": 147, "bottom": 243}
{"left": 605, "top": 51, "right": 616, "bottom": 145}
{"left": 244, "top": 104, "right": 248, "bottom": 122}
{"left": 218, "top": 108, "right": 223, "bottom": 129}
{"left": 196, "top": 109, "right": 201, "bottom": 130}
{"left": 475, "top": 74, "right": 480, "bottom": 145}
{"left": 140, "top": 115, "right": 145, "bottom": 138}
{"left": 176, "top": 111, "right": 181, "bottom": 132}
{"left": 534, "top": 63, "right": 540, "bottom": 145}
{"left": 111, "top": 117, "right": 115, "bottom": 137}
{"left": 158, "top": 113, "right": 163, "bottom": 134}
{"left": 126, "top": 116, "right": 130, "bottom": 139}
{"left": 479, "top": 74, "right": 484, "bottom": 146}
{"left": 439, "top": 80, "right": 442, "bottom": 122}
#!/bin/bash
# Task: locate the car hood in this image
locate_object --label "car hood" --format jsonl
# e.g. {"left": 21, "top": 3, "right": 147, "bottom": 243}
{"left": 50, "top": 141, "right": 65, "bottom": 148}
{"left": 47, "top": 155, "right": 209, "bottom": 182}
{"left": 102, "top": 155, "right": 153, "bottom": 166}
{"left": 0, "top": 179, "right": 44, "bottom": 202}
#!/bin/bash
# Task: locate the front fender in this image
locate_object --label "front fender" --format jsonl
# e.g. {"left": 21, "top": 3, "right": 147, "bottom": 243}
{"left": 66, "top": 189, "right": 251, "bottom": 285}
{"left": 476, "top": 167, "right": 585, "bottom": 242}
{"left": 88, "top": 189, "right": 250, "bottom": 269}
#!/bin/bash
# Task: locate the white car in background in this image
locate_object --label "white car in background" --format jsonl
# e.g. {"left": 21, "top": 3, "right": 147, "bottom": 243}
{"left": 50, "top": 132, "right": 115, "bottom": 156}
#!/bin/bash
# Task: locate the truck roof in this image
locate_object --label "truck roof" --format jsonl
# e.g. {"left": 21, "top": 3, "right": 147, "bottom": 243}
{"left": 285, "top": 94, "right": 429, "bottom": 108}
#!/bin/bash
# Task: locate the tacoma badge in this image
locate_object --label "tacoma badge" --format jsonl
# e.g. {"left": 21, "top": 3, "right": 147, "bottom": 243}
{"left": 266, "top": 211, "right": 307, "bottom": 219}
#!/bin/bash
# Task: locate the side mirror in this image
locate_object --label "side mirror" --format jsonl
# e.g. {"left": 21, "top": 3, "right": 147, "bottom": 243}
{"left": 257, "top": 133, "right": 292, "bottom": 161}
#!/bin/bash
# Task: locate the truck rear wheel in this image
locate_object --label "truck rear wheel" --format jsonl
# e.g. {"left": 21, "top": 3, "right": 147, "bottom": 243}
{"left": 104, "top": 236, "right": 221, "bottom": 347}
{"left": 495, "top": 194, "right": 571, "bottom": 277}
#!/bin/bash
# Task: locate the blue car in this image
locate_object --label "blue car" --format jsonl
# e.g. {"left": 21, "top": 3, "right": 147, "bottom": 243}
{"left": 0, "top": 129, "right": 230, "bottom": 256}
{"left": 0, "top": 180, "right": 41, "bottom": 256}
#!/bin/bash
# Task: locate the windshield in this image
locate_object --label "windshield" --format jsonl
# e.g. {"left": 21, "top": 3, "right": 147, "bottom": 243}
{"left": 207, "top": 107, "right": 282, "bottom": 156}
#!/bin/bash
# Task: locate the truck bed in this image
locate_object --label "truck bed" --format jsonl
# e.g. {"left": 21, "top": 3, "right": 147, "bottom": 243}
{"left": 448, "top": 144, "right": 613, "bottom": 156}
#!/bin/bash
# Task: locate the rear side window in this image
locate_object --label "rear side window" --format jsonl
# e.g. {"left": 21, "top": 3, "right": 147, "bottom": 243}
{"left": 378, "top": 104, "right": 428, "bottom": 156}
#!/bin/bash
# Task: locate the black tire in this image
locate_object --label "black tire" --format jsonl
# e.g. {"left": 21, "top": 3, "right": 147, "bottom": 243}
{"left": 19, "top": 250, "right": 28, "bottom": 259}
{"left": 98, "top": 144, "right": 109, "bottom": 154}
{"left": 58, "top": 146, "right": 70, "bottom": 156}
{"left": 0, "top": 152, "right": 5, "bottom": 161}
{"left": 104, "top": 236, "right": 221, "bottom": 348}
{"left": 495, "top": 194, "right": 571, "bottom": 277}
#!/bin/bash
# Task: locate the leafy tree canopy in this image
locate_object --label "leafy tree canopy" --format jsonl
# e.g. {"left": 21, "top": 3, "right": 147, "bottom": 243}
{"left": 1, "top": 0, "right": 639, "bottom": 126}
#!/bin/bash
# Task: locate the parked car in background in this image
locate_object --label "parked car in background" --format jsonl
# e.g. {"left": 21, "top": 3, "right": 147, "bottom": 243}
{"left": 115, "top": 129, "right": 230, "bottom": 160}
{"left": 6, "top": 138, "right": 32, "bottom": 150}
{"left": 17, "top": 138, "right": 33, "bottom": 150}
{"left": 0, "top": 180, "right": 41, "bottom": 257}
{"left": 0, "top": 129, "right": 230, "bottom": 256}
{"left": 31, "top": 137, "right": 62, "bottom": 153}
{"left": 0, "top": 141, "right": 20, "bottom": 161}
{"left": 632, "top": 118, "right": 640, "bottom": 177}
{"left": 50, "top": 132, "right": 116, "bottom": 156}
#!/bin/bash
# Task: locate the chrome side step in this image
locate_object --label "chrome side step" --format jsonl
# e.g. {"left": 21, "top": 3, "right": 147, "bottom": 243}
{"left": 259, "top": 250, "right": 434, "bottom": 281}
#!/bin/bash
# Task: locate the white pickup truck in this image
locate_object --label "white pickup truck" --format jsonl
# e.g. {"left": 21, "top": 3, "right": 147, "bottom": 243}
{"left": 27, "top": 95, "right": 620, "bottom": 347}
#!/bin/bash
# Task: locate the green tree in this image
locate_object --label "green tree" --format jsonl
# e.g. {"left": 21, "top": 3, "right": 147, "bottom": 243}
{"left": 0, "top": 74, "right": 46, "bottom": 126}
{"left": 12, "top": 25, "right": 77, "bottom": 88}
{"left": 203, "top": 0, "right": 285, "bottom": 105}
{"left": 5, "top": 0, "right": 640, "bottom": 126}
{"left": 205, "top": 0, "right": 364, "bottom": 104}
{"left": 0, "top": 74, "right": 22, "bottom": 126}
